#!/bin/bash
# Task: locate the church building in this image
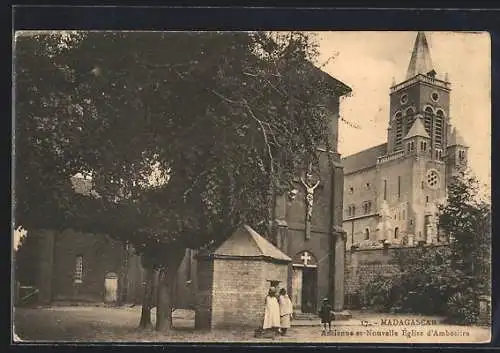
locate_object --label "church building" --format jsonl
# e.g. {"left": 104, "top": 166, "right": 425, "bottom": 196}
{"left": 269, "top": 68, "right": 351, "bottom": 317}
{"left": 342, "top": 32, "right": 469, "bottom": 250}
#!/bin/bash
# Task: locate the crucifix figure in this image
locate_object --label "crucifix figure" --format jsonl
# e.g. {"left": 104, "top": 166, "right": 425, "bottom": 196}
{"left": 300, "top": 172, "right": 320, "bottom": 240}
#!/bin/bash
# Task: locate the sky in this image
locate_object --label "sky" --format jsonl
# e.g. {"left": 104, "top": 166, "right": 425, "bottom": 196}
{"left": 314, "top": 31, "right": 491, "bottom": 194}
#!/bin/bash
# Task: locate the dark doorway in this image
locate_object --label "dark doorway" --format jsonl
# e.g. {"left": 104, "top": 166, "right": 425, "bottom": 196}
{"left": 301, "top": 267, "right": 317, "bottom": 313}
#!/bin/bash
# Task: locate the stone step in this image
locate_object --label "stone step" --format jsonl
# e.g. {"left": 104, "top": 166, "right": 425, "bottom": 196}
{"left": 292, "top": 310, "right": 353, "bottom": 326}
{"left": 293, "top": 313, "right": 318, "bottom": 320}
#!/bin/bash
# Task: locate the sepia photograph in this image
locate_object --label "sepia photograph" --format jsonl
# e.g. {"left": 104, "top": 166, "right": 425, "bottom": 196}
{"left": 12, "top": 30, "right": 491, "bottom": 344}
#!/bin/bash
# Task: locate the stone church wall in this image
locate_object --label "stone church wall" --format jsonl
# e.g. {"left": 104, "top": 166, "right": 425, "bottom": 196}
{"left": 49, "top": 230, "right": 124, "bottom": 303}
{"left": 33, "top": 229, "right": 193, "bottom": 306}
{"left": 343, "top": 167, "right": 379, "bottom": 248}
{"left": 285, "top": 227, "right": 331, "bottom": 308}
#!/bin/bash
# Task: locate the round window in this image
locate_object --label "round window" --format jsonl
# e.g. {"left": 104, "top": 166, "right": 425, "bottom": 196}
{"left": 426, "top": 170, "right": 440, "bottom": 189}
{"left": 400, "top": 94, "right": 408, "bottom": 104}
{"left": 431, "top": 92, "right": 439, "bottom": 102}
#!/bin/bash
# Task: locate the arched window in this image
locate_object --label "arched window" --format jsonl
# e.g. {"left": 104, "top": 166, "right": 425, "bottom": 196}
{"left": 394, "top": 227, "right": 399, "bottom": 239}
{"left": 75, "top": 255, "right": 84, "bottom": 284}
{"left": 420, "top": 140, "right": 427, "bottom": 151}
{"left": 459, "top": 150, "right": 466, "bottom": 161}
{"left": 405, "top": 107, "right": 416, "bottom": 116}
{"left": 362, "top": 201, "right": 372, "bottom": 214}
{"left": 435, "top": 149, "right": 442, "bottom": 160}
{"left": 405, "top": 107, "right": 416, "bottom": 135}
{"left": 394, "top": 112, "right": 403, "bottom": 149}
{"left": 347, "top": 204, "right": 356, "bottom": 217}
{"left": 435, "top": 110, "right": 444, "bottom": 147}
{"left": 364, "top": 228, "right": 370, "bottom": 240}
{"left": 424, "top": 106, "right": 433, "bottom": 136}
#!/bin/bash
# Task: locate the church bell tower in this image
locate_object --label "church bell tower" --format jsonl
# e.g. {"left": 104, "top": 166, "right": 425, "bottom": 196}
{"left": 387, "top": 32, "right": 452, "bottom": 162}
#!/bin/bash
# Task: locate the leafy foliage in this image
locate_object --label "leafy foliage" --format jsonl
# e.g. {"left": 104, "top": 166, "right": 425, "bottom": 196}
{"left": 15, "top": 31, "right": 348, "bottom": 257}
{"left": 362, "top": 274, "right": 397, "bottom": 312}
{"left": 14, "top": 32, "right": 88, "bottom": 230}
{"left": 438, "top": 167, "right": 491, "bottom": 296}
{"left": 446, "top": 290, "right": 479, "bottom": 325}
{"left": 14, "top": 31, "right": 351, "bottom": 330}
{"left": 361, "top": 168, "right": 491, "bottom": 324}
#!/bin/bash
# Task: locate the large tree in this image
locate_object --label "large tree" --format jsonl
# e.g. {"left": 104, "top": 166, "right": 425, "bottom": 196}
{"left": 14, "top": 32, "right": 87, "bottom": 231}
{"left": 438, "top": 167, "right": 491, "bottom": 297}
{"left": 14, "top": 31, "right": 352, "bottom": 332}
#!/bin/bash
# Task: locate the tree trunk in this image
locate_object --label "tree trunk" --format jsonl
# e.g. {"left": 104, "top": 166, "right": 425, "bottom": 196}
{"left": 155, "top": 251, "right": 184, "bottom": 333}
{"left": 138, "top": 264, "right": 155, "bottom": 330}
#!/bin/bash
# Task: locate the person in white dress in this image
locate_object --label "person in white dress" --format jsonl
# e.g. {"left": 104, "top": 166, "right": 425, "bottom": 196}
{"left": 278, "top": 288, "right": 293, "bottom": 335}
{"left": 262, "top": 287, "right": 281, "bottom": 336}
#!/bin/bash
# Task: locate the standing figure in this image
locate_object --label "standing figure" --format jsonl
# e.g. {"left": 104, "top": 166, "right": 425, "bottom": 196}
{"left": 278, "top": 288, "right": 293, "bottom": 335}
{"left": 300, "top": 173, "right": 320, "bottom": 240}
{"left": 262, "top": 287, "right": 281, "bottom": 337}
{"left": 318, "top": 297, "right": 333, "bottom": 335}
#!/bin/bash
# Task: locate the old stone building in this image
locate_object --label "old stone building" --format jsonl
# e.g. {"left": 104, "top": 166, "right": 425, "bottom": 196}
{"left": 342, "top": 32, "right": 468, "bottom": 250}
{"left": 269, "top": 79, "right": 351, "bottom": 316}
{"left": 342, "top": 32, "right": 469, "bottom": 304}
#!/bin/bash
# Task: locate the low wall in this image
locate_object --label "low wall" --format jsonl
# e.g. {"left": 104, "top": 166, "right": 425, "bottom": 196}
{"left": 344, "top": 245, "right": 449, "bottom": 309}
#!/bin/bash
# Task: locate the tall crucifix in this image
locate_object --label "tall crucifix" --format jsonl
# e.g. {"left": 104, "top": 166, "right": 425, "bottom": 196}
{"left": 300, "top": 171, "right": 320, "bottom": 240}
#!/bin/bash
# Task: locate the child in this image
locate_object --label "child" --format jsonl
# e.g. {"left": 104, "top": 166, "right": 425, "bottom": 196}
{"left": 318, "top": 297, "right": 333, "bottom": 335}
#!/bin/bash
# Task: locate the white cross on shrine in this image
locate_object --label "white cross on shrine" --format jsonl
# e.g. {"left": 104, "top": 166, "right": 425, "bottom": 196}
{"left": 301, "top": 252, "right": 312, "bottom": 266}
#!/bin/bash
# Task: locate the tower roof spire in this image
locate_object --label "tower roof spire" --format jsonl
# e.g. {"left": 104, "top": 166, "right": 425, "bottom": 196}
{"left": 448, "top": 127, "right": 467, "bottom": 147}
{"left": 406, "top": 32, "right": 435, "bottom": 80}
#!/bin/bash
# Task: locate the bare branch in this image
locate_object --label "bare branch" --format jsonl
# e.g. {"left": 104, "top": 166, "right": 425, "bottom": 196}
{"left": 318, "top": 52, "right": 339, "bottom": 70}
{"left": 340, "top": 116, "right": 361, "bottom": 129}
{"left": 210, "top": 89, "right": 240, "bottom": 105}
{"left": 241, "top": 98, "right": 275, "bottom": 176}
{"left": 139, "top": 61, "right": 188, "bottom": 70}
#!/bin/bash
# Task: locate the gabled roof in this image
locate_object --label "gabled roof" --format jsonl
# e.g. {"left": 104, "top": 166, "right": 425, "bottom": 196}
{"left": 406, "top": 32, "right": 435, "bottom": 80}
{"left": 342, "top": 143, "right": 387, "bottom": 175}
{"left": 310, "top": 64, "right": 352, "bottom": 97}
{"left": 447, "top": 127, "right": 467, "bottom": 147}
{"left": 403, "top": 118, "right": 430, "bottom": 139}
{"left": 213, "top": 225, "right": 291, "bottom": 262}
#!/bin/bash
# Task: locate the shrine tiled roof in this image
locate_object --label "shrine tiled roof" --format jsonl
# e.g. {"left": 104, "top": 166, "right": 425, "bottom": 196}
{"left": 213, "top": 225, "right": 291, "bottom": 262}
